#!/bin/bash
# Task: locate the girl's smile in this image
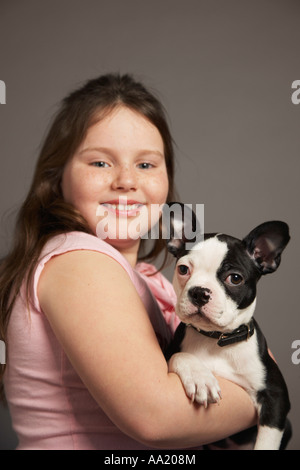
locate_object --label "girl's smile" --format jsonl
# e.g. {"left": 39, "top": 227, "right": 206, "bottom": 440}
{"left": 99, "top": 198, "right": 145, "bottom": 217}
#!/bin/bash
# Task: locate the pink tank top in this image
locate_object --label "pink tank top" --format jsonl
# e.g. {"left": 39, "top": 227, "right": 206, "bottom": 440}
{"left": 4, "top": 232, "right": 180, "bottom": 450}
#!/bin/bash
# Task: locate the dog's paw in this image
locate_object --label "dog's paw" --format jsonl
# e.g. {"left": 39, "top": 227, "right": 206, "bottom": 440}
{"left": 168, "top": 352, "right": 221, "bottom": 407}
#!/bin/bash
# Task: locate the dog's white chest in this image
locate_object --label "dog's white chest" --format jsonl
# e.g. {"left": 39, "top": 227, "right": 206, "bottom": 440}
{"left": 181, "top": 327, "right": 266, "bottom": 394}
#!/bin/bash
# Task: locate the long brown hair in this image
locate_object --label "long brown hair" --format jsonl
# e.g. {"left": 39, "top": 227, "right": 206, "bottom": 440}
{"left": 0, "top": 73, "right": 176, "bottom": 399}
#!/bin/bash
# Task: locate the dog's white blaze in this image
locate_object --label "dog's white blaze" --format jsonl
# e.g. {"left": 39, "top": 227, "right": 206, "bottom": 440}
{"left": 173, "top": 236, "right": 228, "bottom": 307}
{"left": 190, "top": 237, "right": 228, "bottom": 273}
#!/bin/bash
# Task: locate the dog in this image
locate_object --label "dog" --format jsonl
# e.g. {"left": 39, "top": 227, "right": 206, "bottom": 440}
{"left": 164, "top": 203, "right": 291, "bottom": 450}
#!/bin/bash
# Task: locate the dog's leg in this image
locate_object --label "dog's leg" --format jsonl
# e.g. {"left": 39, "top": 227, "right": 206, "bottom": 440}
{"left": 253, "top": 323, "right": 291, "bottom": 450}
{"left": 254, "top": 385, "right": 290, "bottom": 450}
{"left": 254, "top": 426, "right": 284, "bottom": 450}
{"left": 168, "top": 352, "right": 221, "bottom": 407}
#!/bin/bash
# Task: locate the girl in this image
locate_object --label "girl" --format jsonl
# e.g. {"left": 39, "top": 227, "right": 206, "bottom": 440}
{"left": 0, "top": 74, "right": 256, "bottom": 450}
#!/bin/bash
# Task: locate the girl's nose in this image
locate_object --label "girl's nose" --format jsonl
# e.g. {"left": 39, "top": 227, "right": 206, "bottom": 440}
{"left": 112, "top": 165, "right": 137, "bottom": 191}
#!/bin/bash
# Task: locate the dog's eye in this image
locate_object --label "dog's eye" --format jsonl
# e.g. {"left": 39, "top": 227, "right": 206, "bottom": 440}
{"left": 178, "top": 265, "right": 190, "bottom": 276}
{"left": 225, "top": 273, "right": 244, "bottom": 285}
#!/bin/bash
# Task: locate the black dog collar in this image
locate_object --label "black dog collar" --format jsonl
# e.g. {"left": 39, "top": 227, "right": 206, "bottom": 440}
{"left": 187, "top": 319, "right": 255, "bottom": 347}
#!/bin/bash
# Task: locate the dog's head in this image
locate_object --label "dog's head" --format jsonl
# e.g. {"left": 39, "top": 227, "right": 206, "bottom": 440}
{"left": 165, "top": 203, "right": 290, "bottom": 332}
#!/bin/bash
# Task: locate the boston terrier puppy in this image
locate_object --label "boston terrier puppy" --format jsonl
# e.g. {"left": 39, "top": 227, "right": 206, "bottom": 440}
{"left": 164, "top": 204, "right": 291, "bottom": 450}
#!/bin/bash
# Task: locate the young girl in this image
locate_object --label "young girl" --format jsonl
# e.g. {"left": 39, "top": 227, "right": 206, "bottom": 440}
{"left": 0, "top": 74, "right": 256, "bottom": 450}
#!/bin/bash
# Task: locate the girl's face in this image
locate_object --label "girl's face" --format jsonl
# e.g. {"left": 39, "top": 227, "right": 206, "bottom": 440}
{"left": 62, "top": 106, "right": 169, "bottom": 258}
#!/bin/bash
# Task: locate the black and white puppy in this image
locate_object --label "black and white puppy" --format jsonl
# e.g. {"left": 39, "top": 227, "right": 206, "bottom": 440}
{"left": 165, "top": 204, "right": 291, "bottom": 450}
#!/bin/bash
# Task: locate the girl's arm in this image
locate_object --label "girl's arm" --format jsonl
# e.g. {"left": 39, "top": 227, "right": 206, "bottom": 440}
{"left": 38, "top": 250, "right": 256, "bottom": 449}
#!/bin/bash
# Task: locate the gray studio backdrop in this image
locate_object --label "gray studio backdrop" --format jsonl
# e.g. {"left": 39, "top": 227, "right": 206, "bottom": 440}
{"left": 0, "top": 0, "right": 299, "bottom": 450}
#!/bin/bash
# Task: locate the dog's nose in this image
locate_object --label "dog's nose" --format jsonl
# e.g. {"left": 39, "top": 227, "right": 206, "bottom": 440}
{"left": 188, "top": 287, "right": 211, "bottom": 307}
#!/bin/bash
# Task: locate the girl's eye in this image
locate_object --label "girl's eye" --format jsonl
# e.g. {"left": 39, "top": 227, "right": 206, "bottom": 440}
{"left": 225, "top": 273, "right": 244, "bottom": 286}
{"left": 138, "top": 162, "right": 154, "bottom": 169}
{"left": 92, "top": 161, "right": 110, "bottom": 168}
{"left": 178, "top": 265, "right": 190, "bottom": 276}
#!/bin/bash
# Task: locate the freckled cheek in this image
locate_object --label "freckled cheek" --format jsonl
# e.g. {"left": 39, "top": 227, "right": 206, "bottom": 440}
{"left": 145, "top": 172, "right": 169, "bottom": 204}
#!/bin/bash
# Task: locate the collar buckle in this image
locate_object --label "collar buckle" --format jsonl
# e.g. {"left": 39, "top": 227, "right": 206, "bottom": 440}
{"left": 246, "top": 323, "right": 251, "bottom": 340}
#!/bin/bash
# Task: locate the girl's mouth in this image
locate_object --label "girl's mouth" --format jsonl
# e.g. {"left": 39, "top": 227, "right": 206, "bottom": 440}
{"left": 99, "top": 201, "right": 145, "bottom": 217}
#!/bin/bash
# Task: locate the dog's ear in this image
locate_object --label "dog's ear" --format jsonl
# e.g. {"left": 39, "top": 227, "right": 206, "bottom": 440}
{"left": 243, "top": 221, "right": 290, "bottom": 274}
{"left": 162, "top": 202, "right": 200, "bottom": 258}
